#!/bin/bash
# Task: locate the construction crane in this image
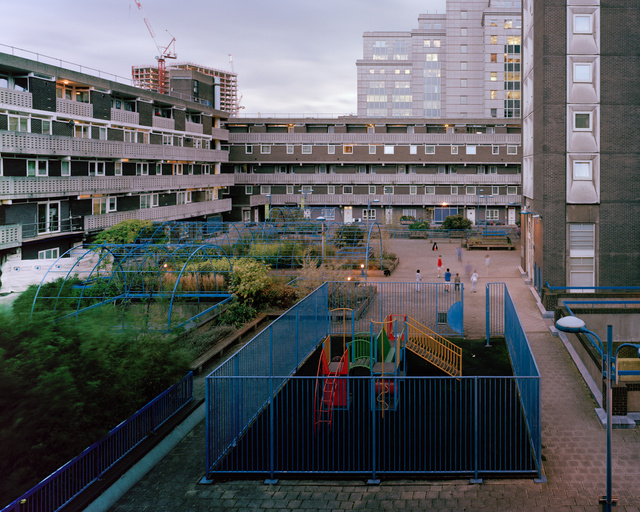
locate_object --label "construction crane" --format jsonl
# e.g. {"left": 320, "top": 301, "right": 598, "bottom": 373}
{"left": 228, "top": 54, "right": 244, "bottom": 116}
{"left": 133, "top": 0, "right": 176, "bottom": 94}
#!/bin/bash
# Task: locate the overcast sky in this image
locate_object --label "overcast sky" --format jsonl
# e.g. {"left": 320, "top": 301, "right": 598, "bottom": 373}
{"left": 2, "top": 0, "right": 447, "bottom": 114}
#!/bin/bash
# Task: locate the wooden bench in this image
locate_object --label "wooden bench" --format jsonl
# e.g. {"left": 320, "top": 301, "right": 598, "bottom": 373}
{"left": 467, "top": 235, "right": 515, "bottom": 250}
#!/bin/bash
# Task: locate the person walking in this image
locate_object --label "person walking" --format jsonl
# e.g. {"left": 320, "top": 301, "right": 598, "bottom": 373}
{"left": 485, "top": 253, "right": 491, "bottom": 276}
{"left": 444, "top": 268, "right": 451, "bottom": 291}
{"left": 454, "top": 272, "right": 461, "bottom": 292}
{"left": 456, "top": 246, "right": 462, "bottom": 263}
{"left": 470, "top": 269, "right": 479, "bottom": 292}
{"left": 416, "top": 269, "right": 422, "bottom": 291}
{"left": 432, "top": 241, "right": 438, "bottom": 251}
{"left": 437, "top": 255, "right": 443, "bottom": 277}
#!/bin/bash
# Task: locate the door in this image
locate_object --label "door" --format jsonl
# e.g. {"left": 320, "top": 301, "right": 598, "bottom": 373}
{"left": 385, "top": 207, "right": 393, "bottom": 225}
{"left": 466, "top": 207, "right": 476, "bottom": 225}
{"left": 344, "top": 206, "right": 353, "bottom": 223}
{"left": 508, "top": 207, "right": 516, "bottom": 225}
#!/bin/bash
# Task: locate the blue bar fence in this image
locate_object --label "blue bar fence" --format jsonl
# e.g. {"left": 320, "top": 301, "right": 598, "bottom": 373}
{"left": 1, "top": 373, "right": 194, "bottom": 512}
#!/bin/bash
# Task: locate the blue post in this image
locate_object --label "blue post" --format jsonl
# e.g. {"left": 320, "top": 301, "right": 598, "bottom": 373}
{"left": 604, "top": 324, "right": 613, "bottom": 511}
{"left": 471, "top": 376, "right": 482, "bottom": 483}
{"left": 485, "top": 284, "right": 491, "bottom": 347}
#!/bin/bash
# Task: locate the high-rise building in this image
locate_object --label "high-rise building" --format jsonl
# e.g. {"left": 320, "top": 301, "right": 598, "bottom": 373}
{"left": 132, "top": 62, "right": 239, "bottom": 115}
{"left": 521, "top": 0, "right": 640, "bottom": 287}
{"left": 357, "top": 0, "right": 522, "bottom": 119}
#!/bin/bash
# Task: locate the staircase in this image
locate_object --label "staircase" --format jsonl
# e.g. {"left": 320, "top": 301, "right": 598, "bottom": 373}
{"left": 405, "top": 317, "right": 462, "bottom": 377}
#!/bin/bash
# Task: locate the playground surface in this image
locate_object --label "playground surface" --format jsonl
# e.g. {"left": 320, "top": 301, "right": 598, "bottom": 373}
{"left": 108, "top": 239, "right": 640, "bottom": 512}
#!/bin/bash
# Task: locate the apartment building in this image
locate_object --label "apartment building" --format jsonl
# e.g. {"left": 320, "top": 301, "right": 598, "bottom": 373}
{"left": 357, "top": 0, "right": 522, "bottom": 119}
{"left": 132, "top": 62, "right": 239, "bottom": 115}
{"left": 222, "top": 117, "right": 522, "bottom": 226}
{"left": 521, "top": 0, "right": 640, "bottom": 287}
{"left": 0, "top": 51, "right": 232, "bottom": 263}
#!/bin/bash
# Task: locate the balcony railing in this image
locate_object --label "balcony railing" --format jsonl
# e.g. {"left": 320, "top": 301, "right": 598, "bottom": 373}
{"left": 185, "top": 121, "right": 204, "bottom": 134}
{"left": 110, "top": 108, "right": 140, "bottom": 125}
{"left": 0, "top": 131, "right": 228, "bottom": 163}
{"left": 0, "top": 87, "right": 32, "bottom": 109}
{"left": 0, "top": 174, "right": 234, "bottom": 200}
{"left": 211, "top": 127, "right": 230, "bottom": 141}
{"left": 229, "top": 132, "right": 522, "bottom": 145}
{"left": 83, "top": 198, "right": 233, "bottom": 231}
{"left": 0, "top": 224, "right": 22, "bottom": 250}
{"left": 56, "top": 98, "right": 93, "bottom": 117}
{"left": 261, "top": 193, "right": 522, "bottom": 207}
{"left": 152, "top": 116, "right": 175, "bottom": 130}
{"left": 235, "top": 173, "right": 521, "bottom": 185}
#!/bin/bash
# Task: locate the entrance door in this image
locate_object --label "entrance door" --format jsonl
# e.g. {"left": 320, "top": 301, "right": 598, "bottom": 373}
{"left": 466, "top": 208, "right": 476, "bottom": 225}
{"left": 385, "top": 207, "right": 393, "bottom": 225}
{"left": 344, "top": 206, "right": 353, "bottom": 223}
{"left": 508, "top": 208, "right": 516, "bottom": 225}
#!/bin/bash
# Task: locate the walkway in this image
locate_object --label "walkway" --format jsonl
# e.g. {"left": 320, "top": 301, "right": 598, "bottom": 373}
{"left": 109, "top": 239, "right": 640, "bottom": 512}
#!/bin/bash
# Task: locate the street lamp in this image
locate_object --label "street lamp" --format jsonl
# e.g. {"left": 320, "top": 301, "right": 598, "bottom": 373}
{"left": 478, "top": 194, "right": 493, "bottom": 231}
{"left": 265, "top": 193, "right": 271, "bottom": 221}
{"left": 555, "top": 316, "right": 615, "bottom": 511}
{"left": 317, "top": 216, "right": 326, "bottom": 263}
{"left": 366, "top": 197, "right": 380, "bottom": 224}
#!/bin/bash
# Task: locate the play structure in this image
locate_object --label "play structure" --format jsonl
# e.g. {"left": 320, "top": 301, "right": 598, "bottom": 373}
{"left": 314, "top": 309, "right": 463, "bottom": 431}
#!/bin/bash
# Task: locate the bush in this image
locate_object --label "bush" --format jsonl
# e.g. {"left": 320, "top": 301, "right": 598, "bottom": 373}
{"left": 408, "top": 220, "right": 430, "bottom": 230}
{"left": 441, "top": 215, "right": 472, "bottom": 230}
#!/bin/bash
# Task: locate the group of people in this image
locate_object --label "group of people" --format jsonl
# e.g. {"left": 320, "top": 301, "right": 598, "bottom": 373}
{"left": 416, "top": 247, "right": 490, "bottom": 293}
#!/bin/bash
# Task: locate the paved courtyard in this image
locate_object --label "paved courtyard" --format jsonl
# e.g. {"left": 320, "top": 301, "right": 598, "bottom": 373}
{"left": 109, "top": 238, "right": 640, "bottom": 512}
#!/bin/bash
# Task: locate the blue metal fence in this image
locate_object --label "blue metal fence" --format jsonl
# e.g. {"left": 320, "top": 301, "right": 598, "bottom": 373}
{"left": 2, "top": 372, "right": 194, "bottom": 512}
{"left": 486, "top": 282, "right": 505, "bottom": 341}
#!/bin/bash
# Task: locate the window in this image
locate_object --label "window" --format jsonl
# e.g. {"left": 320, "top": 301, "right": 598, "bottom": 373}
{"left": 486, "top": 209, "right": 499, "bottom": 220}
{"left": 573, "top": 161, "right": 592, "bottom": 180}
{"left": 8, "top": 114, "right": 29, "bottom": 132}
{"left": 461, "top": 10, "right": 467, "bottom": 19}
{"left": 403, "top": 209, "right": 417, "bottom": 218}
{"left": 176, "top": 191, "right": 192, "bottom": 204}
{"left": 461, "top": 96, "right": 468, "bottom": 105}
{"left": 27, "top": 159, "right": 48, "bottom": 177}
{"left": 205, "top": 190, "right": 215, "bottom": 201}
{"left": 328, "top": 185, "right": 336, "bottom": 195}
{"left": 410, "top": 145, "right": 417, "bottom": 155}
{"left": 245, "top": 145, "right": 253, "bottom": 154}
{"left": 574, "top": 14, "right": 592, "bottom": 34}
{"left": 384, "top": 145, "right": 394, "bottom": 154}
{"left": 425, "top": 186, "right": 435, "bottom": 195}
{"left": 451, "top": 146, "right": 458, "bottom": 155}
{"left": 433, "top": 40, "right": 441, "bottom": 48}
{"left": 461, "top": 28, "right": 467, "bottom": 36}
{"left": 438, "top": 165, "right": 446, "bottom": 174}
{"left": 277, "top": 165, "right": 287, "bottom": 174}
{"left": 477, "top": 165, "right": 486, "bottom": 174}
{"left": 38, "top": 248, "right": 59, "bottom": 260}
{"left": 123, "top": 129, "right": 134, "bottom": 143}
{"left": 358, "top": 165, "right": 367, "bottom": 174}
{"left": 260, "top": 145, "right": 271, "bottom": 154}
{"left": 92, "top": 196, "right": 117, "bottom": 214}
{"left": 37, "top": 202, "right": 59, "bottom": 234}
{"left": 466, "top": 186, "right": 476, "bottom": 195}
{"left": 245, "top": 186, "right": 253, "bottom": 195}
{"left": 41, "top": 119, "right": 51, "bottom": 135}
{"left": 507, "top": 186, "right": 517, "bottom": 195}
{"left": 187, "top": 164, "right": 194, "bottom": 175}
{"left": 363, "top": 209, "right": 376, "bottom": 220}
{"left": 490, "top": 90, "right": 498, "bottom": 100}
{"left": 369, "top": 185, "right": 376, "bottom": 194}
{"left": 491, "top": 54, "right": 498, "bottom": 63}
{"left": 410, "top": 186, "right": 417, "bottom": 195}
{"left": 287, "top": 145, "right": 294, "bottom": 154}
{"left": 61, "top": 160, "right": 71, "bottom": 176}
{"left": 140, "top": 193, "right": 158, "bottom": 209}
{"left": 260, "top": 185, "right": 271, "bottom": 194}
{"left": 507, "top": 146, "right": 517, "bottom": 155}
{"left": 136, "top": 162, "right": 148, "bottom": 176}
{"left": 397, "top": 165, "right": 407, "bottom": 174}
{"left": 112, "top": 161, "right": 122, "bottom": 176}
{"left": 574, "top": 63, "right": 592, "bottom": 82}
{"left": 301, "top": 186, "right": 313, "bottom": 195}
{"left": 328, "top": 145, "right": 336, "bottom": 154}
{"left": 369, "top": 145, "right": 377, "bottom": 155}
{"left": 317, "top": 164, "right": 327, "bottom": 174}
{"left": 343, "top": 145, "right": 353, "bottom": 154}
{"left": 492, "top": 186, "right": 500, "bottom": 195}
{"left": 461, "top": 79, "right": 468, "bottom": 88}
{"left": 489, "top": 165, "right": 498, "bottom": 174}
{"left": 451, "top": 186, "right": 458, "bottom": 195}
{"left": 461, "top": 45, "right": 468, "bottom": 54}
{"left": 448, "top": 166, "right": 457, "bottom": 174}
{"left": 302, "top": 145, "right": 312, "bottom": 154}
{"left": 492, "top": 145, "right": 499, "bottom": 155}
{"left": 74, "top": 124, "right": 90, "bottom": 138}
{"left": 504, "top": 19, "right": 513, "bottom": 29}
{"left": 203, "top": 164, "right": 210, "bottom": 175}
{"left": 491, "top": 109, "right": 497, "bottom": 118}
{"left": 425, "top": 145, "right": 435, "bottom": 154}
{"left": 163, "top": 134, "right": 173, "bottom": 146}
{"left": 466, "top": 145, "right": 476, "bottom": 155}
{"left": 491, "top": 35, "right": 498, "bottom": 45}
{"left": 574, "top": 112, "right": 592, "bottom": 130}
{"left": 173, "top": 163, "right": 183, "bottom": 175}
{"left": 490, "top": 72, "right": 498, "bottom": 82}
{"left": 343, "top": 185, "right": 353, "bottom": 194}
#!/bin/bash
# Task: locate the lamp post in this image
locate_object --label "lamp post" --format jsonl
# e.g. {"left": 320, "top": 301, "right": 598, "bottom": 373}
{"left": 265, "top": 193, "right": 271, "bottom": 221}
{"left": 366, "top": 197, "right": 380, "bottom": 224}
{"left": 317, "top": 216, "right": 326, "bottom": 263}
{"left": 555, "top": 316, "right": 615, "bottom": 511}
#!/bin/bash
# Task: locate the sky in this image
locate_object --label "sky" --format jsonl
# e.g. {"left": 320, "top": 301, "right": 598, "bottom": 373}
{"left": 2, "top": 0, "right": 447, "bottom": 115}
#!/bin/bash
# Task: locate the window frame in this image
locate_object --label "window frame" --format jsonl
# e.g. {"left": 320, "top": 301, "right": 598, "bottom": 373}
{"left": 451, "top": 145, "right": 458, "bottom": 155}
{"left": 343, "top": 185, "right": 353, "bottom": 194}
{"left": 573, "top": 160, "right": 593, "bottom": 181}
{"left": 38, "top": 247, "right": 60, "bottom": 260}
{"left": 573, "top": 112, "right": 592, "bottom": 131}
{"left": 425, "top": 145, "right": 435, "bottom": 154}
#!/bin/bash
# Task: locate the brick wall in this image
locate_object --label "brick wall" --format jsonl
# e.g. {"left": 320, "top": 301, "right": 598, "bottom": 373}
{"left": 29, "top": 77, "right": 56, "bottom": 112}
{"left": 91, "top": 90, "right": 111, "bottom": 120}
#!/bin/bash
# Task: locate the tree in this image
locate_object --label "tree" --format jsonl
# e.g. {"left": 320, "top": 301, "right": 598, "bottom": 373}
{"left": 441, "top": 215, "right": 472, "bottom": 230}
{"left": 91, "top": 219, "right": 154, "bottom": 245}
{"left": 332, "top": 225, "right": 365, "bottom": 247}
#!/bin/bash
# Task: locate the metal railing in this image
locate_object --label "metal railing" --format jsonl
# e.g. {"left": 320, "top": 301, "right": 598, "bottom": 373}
{"left": 1, "top": 372, "right": 194, "bottom": 512}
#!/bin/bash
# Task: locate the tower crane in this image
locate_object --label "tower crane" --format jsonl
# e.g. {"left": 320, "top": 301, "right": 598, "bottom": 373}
{"left": 228, "top": 54, "right": 244, "bottom": 116}
{"left": 133, "top": 0, "right": 176, "bottom": 94}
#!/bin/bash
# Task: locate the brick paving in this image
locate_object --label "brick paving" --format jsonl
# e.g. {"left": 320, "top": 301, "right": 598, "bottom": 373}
{"left": 109, "top": 239, "right": 640, "bottom": 512}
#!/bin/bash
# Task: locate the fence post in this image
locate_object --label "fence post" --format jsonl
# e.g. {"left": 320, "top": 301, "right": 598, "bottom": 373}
{"left": 367, "top": 374, "right": 380, "bottom": 484}
{"left": 265, "top": 374, "right": 277, "bottom": 484}
{"left": 470, "top": 376, "right": 482, "bottom": 484}
{"left": 485, "top": 284, "right": 491, "bottom": 347}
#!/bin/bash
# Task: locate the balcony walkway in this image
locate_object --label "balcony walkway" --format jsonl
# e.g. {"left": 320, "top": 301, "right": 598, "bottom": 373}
{"left": 106, "top": 239, "right": 640, "bottom": 511}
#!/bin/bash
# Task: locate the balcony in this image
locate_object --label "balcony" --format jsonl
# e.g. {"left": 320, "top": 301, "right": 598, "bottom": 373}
{"left": 0, "top": 88, "right": 32, "bottom": 109}
{"left": 110, "top": 108, "right": 140, "bottom": 125}
{"left": 229, "top": 132, "right": 522, "bottom": 145}
{"left": 56, "top": 98, "right": 93, "bottom": 117}
{"left": 0, "top": 131, "right": 229, "bottom": 163}
{"left": 84, "top": 198, "right": 232, "bottom": 232}
{"left": 185, "top": 121, "right": 204, "bottom": 134}
{"left": 152, "top": 116, "right": 175, "bottom": 130}
{"left": 262, "top": 194, "right": 522, "bottom": 207}
{"left": 211, "top": 127, "right": 230, "bottom": 141}
{"left": 0, "top": 174, "right": 235, "bottom": 200}
{"left": 235, "top": 173, "right": 521, "bottom": 185}
{"left": 0, "top": 223, "right": 22, "bottom": 250}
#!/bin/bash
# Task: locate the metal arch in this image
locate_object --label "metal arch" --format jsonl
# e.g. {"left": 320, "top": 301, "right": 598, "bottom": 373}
{"left": 167, "top": 244, "right": 233, "bottom": 327}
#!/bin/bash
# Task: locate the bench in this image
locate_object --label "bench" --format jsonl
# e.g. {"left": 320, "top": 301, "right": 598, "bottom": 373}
{"left": 467, "top": 235, "right": 515, "bottom": 251}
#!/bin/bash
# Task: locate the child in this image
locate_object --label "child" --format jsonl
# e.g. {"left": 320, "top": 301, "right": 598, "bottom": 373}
{"left": 437, "top": 255, "right": 443, "bottom": 277}
{"left": 444, "top": 268, "right": 451, "bottom": 291}
{"left": 470, "top": 270, "right": 479, "bottom": 292}
{"left": 454, "top": 272, "right": 461, "bottom": 291}
{"left": 416, "top": 269, "right": 422, "bottom": 291}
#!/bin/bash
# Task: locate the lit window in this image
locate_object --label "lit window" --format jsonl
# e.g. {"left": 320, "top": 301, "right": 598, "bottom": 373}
{"left": 574, "top": 14, "right": 592, "bottom": 34}
{"left": 491, "top": 54, "right": 497, "bottom": 63}
{"left": 451, "top": 146, "right": 458, "bottom": 155}
{"left": 490, "top": 35, "right": 498, "bottom": 45}
{"left": 574, "top": 63, "right": 592, "bottom": 82}
{"left": 433, "top": 40, "right": 441, "bottom": 47}
{"left": 490, "top": 72, "right": 498, "bottom": 82}
{"left": 343, "top": 145, "right": 354, "bottom": 154}
{"left": 491, "top": 90, "right": 498, "bottom": 100}
{"left": 573, "top": 161, "right": 592, "bottom": 180}
{"left": 504, "top": 19, "right": 512, "bottom": 29}
{"left": 574, "top": 112, "right": 592, "bottom": 130}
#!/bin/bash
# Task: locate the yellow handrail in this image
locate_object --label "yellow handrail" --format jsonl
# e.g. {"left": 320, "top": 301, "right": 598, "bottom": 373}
{"left": 405, "top": 316, "right": 462, "bottom": 376}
